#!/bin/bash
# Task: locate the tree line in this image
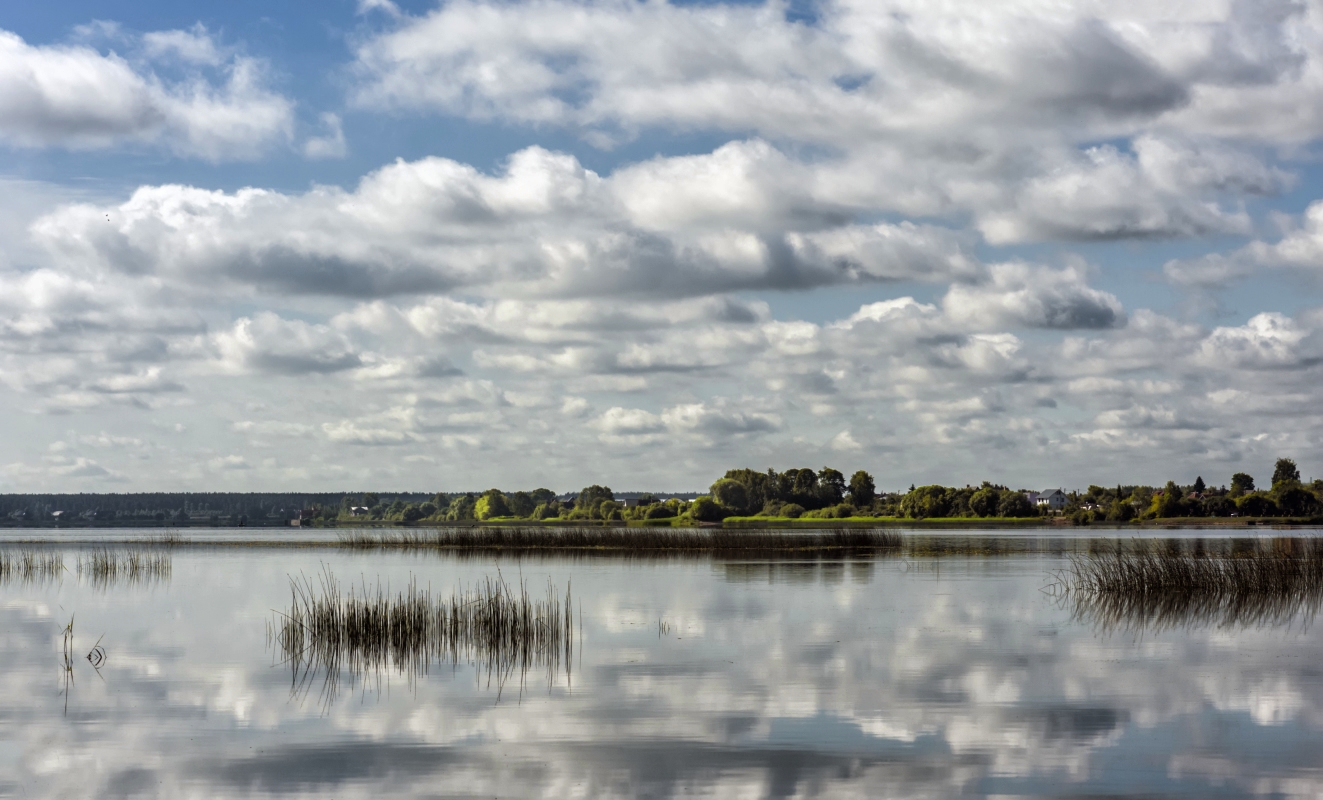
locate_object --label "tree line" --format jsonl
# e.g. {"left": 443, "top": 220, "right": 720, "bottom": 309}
{"left": 3, "top": 457, "right": 1319, "bottom": 526}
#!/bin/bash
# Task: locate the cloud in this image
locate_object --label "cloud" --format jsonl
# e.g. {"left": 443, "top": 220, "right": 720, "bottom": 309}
{"left": 0, "top": 26, "right": 293, "bottom": 159}
{"left": 322, "top": 420, "right": 420, "bottom": 445}
{"left": 977, "top": 139, "right": 1266, "bottom": 244}
{"left": 213, "top": 314, "right": 362, "bottom": 375}
{"left": 31, "top": 143, "right": 985, "bottom": 300}
{"left": 942, "top": 264, "right": 1125, "bottom": 330}
{"left": 303, "top": 112, "right": 347, "bottom": 160}
{"left": 348, "top": 0, "right": 1197, "bottom": 145}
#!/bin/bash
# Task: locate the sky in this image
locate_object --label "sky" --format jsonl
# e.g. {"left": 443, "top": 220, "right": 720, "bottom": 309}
{"left": 1, "top": 0, "right": 1322, "bottom": 494}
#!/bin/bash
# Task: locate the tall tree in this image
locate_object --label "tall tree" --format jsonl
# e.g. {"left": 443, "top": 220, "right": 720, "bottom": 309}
{"left": 1230, "top": 473, "right": 1255, "bottom": 494}
{"left": 1272, "top": 458, "right": 1301, "bottom": 488}
{"left": 847, "top": 470, "right": 876, "bottom": 507}
{"left": 817, "top": 468, "right": 846, "bottom": 506}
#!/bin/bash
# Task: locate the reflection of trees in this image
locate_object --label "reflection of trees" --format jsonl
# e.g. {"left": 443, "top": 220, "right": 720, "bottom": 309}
{"left": 1059, "top": 537, "right": 1323, "bottom": 633}
{"left": 271, "top": 569, "right": 576, "bottom": 706}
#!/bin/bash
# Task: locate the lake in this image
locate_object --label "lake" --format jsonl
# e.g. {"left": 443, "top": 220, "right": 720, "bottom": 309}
{"left": 1, "top": 529, "right": 1321, "bottom": 797}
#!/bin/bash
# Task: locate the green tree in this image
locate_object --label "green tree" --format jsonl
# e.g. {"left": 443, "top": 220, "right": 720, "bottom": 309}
{"left": 721, "top": 469, "right": 776, "bottom": 512}
{"left": 817, "top": 468, "right": 846, "bottom": 506}
{"left": 1230, "top": 472, "right": 1255, "bottom": 495}
{"left": 780, "top": 503, "right": 805, "bottom": 519}
{"left": 710, "top": 478, "right": 752, "bottom": 515}
{"left": 1151, "top": 481, "right": 1184, "bottom": 518}
{"left": 528, "top": 488, "right": 557, "bottom": 506}
{"left": 969, "top": 487, "right": 1000, "bottom": 517}
{"left": 507, "top": 491, "right": 535, "bottom": 518}
{"left": 362, "top": 492, "right": 380, "bottom": 509}
{"left": 1238, "top": 493, "right": 1277, "bottom": 517}
{"left": 1276, "top": 486, "right": 1318, "bottom": 517}
{"left": 577, "top": 485, "right": 614, "bottom": 515}
{"left": 474, "top": 490, "right": 511, "bottom": 520}
{"left": 1192, "top": 476, "right": 1206, "bottom": 494}
{"left": 847, "top": 470, "right": 876, "bottom": 507}
{"left": 783, "top": 469, "right": 820, "bottom": 508}
{"left": 447, "top": 493, "right": 477, "bottom": 521}
{"left": 997, "top": 491, "right": 1035, "bottom": 518}
{"left": 900, "top": 485, "right": 952, "bottom": 519}
{"left": 1273, "top": 458, "right": 1301, "bottom": 488}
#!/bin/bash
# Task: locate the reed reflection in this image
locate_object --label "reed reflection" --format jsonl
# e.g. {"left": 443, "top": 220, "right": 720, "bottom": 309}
{"left": 272, "top": 568, "right": 577, "bottom": 706}
{"left": 0, "top": 549, "right": 64, "bottom": 585}
{"left": 76, "top": 549, "right": 172, "bottom": 590}
{"left": 1061, "top": 537, "right": 1323, "bottom": 633}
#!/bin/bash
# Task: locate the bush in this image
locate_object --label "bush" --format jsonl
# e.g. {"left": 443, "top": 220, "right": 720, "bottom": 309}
{"left": 710, "top": 478, "right": 752, "bottom": 515}
{"left": 1275, "top": 486, "right": 1318, "bottom": 517}
{"left": 1237, "top": 493, "right": 1278, "bottom": 517}
{"left": 780, "top": 503, "right": 805, "bottom": 519}
{"left": 645, "top": 504, "right": 675, "bottom": 519}
{"left": 997, "top": 491, "right": 1036, "bottom": 518}
{"left": 689, "top": 496, "right": 726, "bottom": 522}
{"left": 901, "top": 485, "right": 952, "bottom": 518}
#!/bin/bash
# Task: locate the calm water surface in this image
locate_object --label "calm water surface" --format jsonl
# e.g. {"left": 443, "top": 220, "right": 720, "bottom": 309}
{"left": 1, "top": 531, "right": 1321, "bottom": 798}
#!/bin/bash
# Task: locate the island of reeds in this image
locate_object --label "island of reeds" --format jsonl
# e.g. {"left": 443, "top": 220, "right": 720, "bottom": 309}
{"left": 3, "top": 456, "right": 1321, "bottom": 529}
{"left": 337, "top": 527, "right": 900, "bottom": 552}
{"left": 1060, "top": 537, "right": 1323, "bottom": 632}
{"left": 273, "top": 569, "right": 575, "bottom": 700}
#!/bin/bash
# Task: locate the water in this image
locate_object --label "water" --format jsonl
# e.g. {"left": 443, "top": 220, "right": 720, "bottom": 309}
{"left": 2, "top": 533, "right": 1322, "bottom": 797}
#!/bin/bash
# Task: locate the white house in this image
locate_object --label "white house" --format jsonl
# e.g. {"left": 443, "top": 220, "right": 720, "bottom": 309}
{"left": 1037, "top": 489, "right": 1068, "bottom": 511}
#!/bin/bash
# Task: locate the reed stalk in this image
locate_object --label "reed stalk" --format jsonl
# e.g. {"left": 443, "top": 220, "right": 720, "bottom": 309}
{"left": 273, "top": 568, "right": 575, "bottom": 703}
{"left": 76, "top": 549, "right": 172, "bottom": 588}
{"left": 1061, "top": 537, "right": 1323, "bottom": 631}
{"left": 0, "top": 550, "right": 65, "bottom": 584}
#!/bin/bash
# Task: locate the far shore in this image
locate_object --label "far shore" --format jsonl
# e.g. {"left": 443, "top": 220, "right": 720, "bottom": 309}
{"left": 3, "top": 516, "right": 1321, "bottom": 531}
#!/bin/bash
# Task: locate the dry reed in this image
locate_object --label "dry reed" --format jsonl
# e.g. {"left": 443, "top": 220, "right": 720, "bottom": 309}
{"left": 273, "top": 568, "right": 575, "bottom": 703}
{"left": 1061, "top": 537, "right": 1323, "bottom": 631}
{"left": 0, "top": 550, "right": 65, "bottom": 584}
{"left": 76, "top": 549, "right": 172, "bottom": 588}
{"left": 336, "top": 526, "right": 899, "bottom": 553}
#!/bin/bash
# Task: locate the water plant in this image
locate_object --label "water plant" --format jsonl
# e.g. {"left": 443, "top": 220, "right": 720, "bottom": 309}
{"left": 76, "top": 549, "right": 172, "bottom": 588}
{"left": 336, "top": 526, "right": 899, "bottom": 552}
{"left": 0, "top": 550, "right": 65, "bottom": 584}
{"left": 1060, "top": 537, "right": 1323, "bottom": 631}
{"left": 273, "top": 568, "right": 575, "bottom": 704}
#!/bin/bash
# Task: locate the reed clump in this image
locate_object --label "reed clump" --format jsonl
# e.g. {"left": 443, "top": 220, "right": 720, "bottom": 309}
{"left": 0, "top": 550, "right": 64, "bottom": 584}
{"left": 1062, "top": 537, "right": 1323, "bottom": 631}
{"left": 77, "top": 549, "right": 172, "bottom": 588}
{"left": 274, "top": 569, "right": 575, "bottom": 701}
{"left": 337, "top": 526, "right": 899, "bottom": 552}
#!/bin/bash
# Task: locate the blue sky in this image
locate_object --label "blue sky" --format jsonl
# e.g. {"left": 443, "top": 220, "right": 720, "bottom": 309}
{"left": 1, "top": 0, "right": 1322, "bottom": 493}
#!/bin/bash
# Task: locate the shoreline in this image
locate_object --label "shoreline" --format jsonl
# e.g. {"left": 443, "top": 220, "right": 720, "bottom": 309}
{"left": 3, "top": 516, "right": 1321, "bottom": 532}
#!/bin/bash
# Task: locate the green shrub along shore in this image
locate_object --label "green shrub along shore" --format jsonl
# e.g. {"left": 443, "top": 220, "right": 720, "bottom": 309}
{"left": 310, "top": 457, "right": 1323, "bottom": 528}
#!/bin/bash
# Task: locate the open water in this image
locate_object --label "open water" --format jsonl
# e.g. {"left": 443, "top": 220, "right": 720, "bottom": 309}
{"left": 1, "top": 529, "right": 1321, "bottom": 798}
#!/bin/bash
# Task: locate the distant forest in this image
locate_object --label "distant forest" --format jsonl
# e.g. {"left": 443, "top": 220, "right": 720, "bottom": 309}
{"left": 0, "top": 457, "right": 1317, "bottom": 526}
